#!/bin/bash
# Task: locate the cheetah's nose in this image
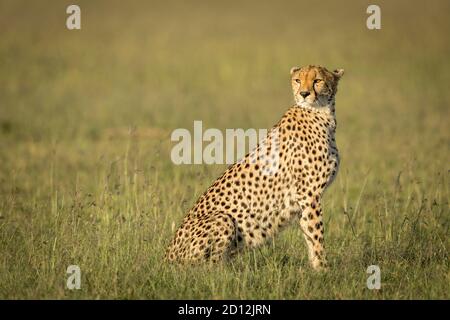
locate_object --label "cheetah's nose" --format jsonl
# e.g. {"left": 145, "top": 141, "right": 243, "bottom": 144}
{"left": 300, "top": 91, "right": 310, "bottom": 98}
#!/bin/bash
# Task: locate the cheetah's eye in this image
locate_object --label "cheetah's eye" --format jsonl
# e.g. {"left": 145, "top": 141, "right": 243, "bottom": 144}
{"left": 314, "top": 79, "right": 323, "bottom": 84}
{"left": 295, "top": 79, "right": 301, "bottom": 84}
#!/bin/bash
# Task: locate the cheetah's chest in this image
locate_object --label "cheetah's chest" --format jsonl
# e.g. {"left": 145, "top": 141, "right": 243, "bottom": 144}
{"left": 290, "top": 117, "right": 339, "bottom": 191}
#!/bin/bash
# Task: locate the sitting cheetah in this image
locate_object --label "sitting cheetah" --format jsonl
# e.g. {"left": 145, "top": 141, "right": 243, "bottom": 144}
{"left": 165, "top": 65, "right": 344, "bottom": 270}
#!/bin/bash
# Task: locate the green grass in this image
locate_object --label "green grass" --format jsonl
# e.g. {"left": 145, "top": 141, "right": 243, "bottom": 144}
{"left": 0, "top": 0, "right": 449, "bottom": 299}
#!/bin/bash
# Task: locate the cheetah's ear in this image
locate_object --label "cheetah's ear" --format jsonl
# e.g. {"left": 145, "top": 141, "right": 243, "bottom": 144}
{"left": 333, "top": 68, "right": 345, "bottom": 79}
{"left": 290, "top": 66, "right": 301, "bottom": 76}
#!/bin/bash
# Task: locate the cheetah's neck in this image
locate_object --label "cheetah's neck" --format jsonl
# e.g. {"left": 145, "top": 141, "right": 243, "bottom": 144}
{"left": 296, "top": 101, "right": 337, "bottom": 129}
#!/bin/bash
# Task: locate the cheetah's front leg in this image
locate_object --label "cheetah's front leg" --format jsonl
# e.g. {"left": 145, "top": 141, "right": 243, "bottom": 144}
{"left": 299, "top": 197, "right": 327, "bottom": 271}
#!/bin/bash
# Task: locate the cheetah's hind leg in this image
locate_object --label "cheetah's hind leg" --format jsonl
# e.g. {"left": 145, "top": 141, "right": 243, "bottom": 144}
{"left": 200, "top": 212, "right": 241, "bottom": 263}
{"left": 167, "top": 212, "right": 241, "bottom": 264}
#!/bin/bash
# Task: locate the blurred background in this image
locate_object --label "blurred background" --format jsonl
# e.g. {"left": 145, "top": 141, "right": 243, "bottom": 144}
{"left": 0, "top": 0, "right": 448, "bottom": 299}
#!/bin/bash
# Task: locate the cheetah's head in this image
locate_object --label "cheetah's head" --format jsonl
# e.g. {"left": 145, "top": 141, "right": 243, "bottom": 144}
{"left": 290, "top": 65, "right": 344, "bottom": 110}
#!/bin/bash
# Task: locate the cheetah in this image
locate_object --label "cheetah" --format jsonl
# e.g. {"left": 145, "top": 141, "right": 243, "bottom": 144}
{"left": 165, "top": 65, "right": 344, "bottom": 270}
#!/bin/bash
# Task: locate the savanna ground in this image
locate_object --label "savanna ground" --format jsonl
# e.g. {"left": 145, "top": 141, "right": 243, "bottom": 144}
{"left": 0, "top": 0, "right": 449, "bottom": 299}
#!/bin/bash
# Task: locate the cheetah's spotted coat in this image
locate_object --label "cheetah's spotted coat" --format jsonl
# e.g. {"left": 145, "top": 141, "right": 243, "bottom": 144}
{"left": 166, "top": 65, "right": 344, "bottom": 270}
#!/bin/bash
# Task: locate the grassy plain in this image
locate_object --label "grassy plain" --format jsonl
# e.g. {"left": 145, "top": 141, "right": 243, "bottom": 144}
{"left": 0, "top": 0, "right": 449, "bottom": 299}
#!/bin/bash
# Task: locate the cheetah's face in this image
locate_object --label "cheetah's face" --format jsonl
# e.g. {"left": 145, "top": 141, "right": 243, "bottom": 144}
{"left": 290, "top": 65, "right": 344, "bottom": 109}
